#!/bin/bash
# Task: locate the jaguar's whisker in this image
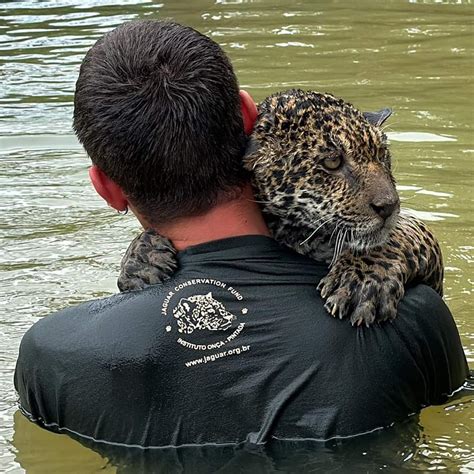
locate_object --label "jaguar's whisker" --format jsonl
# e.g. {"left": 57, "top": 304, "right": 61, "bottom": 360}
{"left": 299, "top": 217, "right": 333, "bottom": 246}
{"left": 330, "top": 227, "right": 346, "bottom": 267}
{"left": 332, "top": 231, "right": 343, "bottom": 266}
{"left": 330, "top": 232, "right": 339, "bottom": 266}
{"left": 247, "top": 198, "right": 273, "bottom": 205}
{"left": 329, "top": 222, "right": 341, "bottom": 246}
{"left": 339, "top": 229, "right": 348, "bottom": 257}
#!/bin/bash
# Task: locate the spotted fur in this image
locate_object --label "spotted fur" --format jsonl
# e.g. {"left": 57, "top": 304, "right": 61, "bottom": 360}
{"left": 118, "top": 89, "right": 444, "bottom": 326}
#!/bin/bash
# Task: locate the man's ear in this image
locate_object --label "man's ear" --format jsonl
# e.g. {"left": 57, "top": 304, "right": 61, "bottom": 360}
{"left": 239, "top": 90, "right": 258, "bottom": 136}
{"left": 88, "top": 165, "right": 128, "bottom": 212}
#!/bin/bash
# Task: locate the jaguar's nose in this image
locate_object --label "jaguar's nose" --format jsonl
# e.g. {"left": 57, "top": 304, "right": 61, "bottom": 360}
{"left": 370, "top": 198, "right": 399, "bottom": 220}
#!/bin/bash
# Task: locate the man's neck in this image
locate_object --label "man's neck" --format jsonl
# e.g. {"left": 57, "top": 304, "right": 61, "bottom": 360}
{"left": 151, "top": 185, "right": 270, "bottom": 251}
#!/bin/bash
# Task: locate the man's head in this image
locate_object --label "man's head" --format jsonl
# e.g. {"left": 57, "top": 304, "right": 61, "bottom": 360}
{"left": 74, "top": 20, "right": 257, "bottom": 224}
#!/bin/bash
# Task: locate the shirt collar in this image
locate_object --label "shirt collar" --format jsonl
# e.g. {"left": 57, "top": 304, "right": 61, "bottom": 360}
{"left": 177, "top": 235, "right": 283, "bottom": 265}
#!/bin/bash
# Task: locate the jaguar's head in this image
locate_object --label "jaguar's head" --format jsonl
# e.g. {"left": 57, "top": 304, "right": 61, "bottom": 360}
{"left": 244, "top": 89, "right": 400, "bottom": 252}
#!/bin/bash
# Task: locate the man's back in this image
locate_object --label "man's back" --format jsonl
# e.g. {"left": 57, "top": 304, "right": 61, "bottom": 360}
{"left": 15, "top": 235, "right": 468, "bottom": 447}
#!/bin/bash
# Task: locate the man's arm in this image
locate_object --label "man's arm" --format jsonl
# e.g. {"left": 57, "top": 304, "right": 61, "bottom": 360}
{"left": 391, "top": 284, "right": 468, "bottom": 404}
{"left": 14, "top": 316, "right": 61, "bottom": 430}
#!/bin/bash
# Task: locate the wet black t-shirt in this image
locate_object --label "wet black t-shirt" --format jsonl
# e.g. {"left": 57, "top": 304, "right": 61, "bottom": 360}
{"left": 14, "top": 235, "right": 468, "bottom": 448}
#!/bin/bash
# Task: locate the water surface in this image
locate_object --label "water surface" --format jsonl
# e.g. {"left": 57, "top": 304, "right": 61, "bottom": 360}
{"left": 0, "top": 0, "right": 473, "bottom": 472}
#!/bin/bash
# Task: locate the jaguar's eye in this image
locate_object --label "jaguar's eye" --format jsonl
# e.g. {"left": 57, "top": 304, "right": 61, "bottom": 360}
{"left": 322, "top": 155, "right": 342, "bottom": 171}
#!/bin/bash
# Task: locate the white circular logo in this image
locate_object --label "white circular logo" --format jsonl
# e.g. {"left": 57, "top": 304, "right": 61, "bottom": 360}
{"left": 161, "top": 278, "right": 248, "bottom": 353}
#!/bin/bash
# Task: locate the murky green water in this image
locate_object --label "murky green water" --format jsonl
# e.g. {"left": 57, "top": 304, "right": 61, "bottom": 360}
{"left": 1, "top": 0, "right": 473, "bottom": 472}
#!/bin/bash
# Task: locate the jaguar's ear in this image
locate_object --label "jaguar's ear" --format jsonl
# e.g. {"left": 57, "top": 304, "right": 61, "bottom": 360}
{"left": 363, "top": 108, "right": 392, "bottom": 127}
{"left": 205, "top": 292, "right": 213, "bottom": 298}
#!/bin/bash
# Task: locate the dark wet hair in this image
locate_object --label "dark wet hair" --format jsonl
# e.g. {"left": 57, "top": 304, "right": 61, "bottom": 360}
{"left": 73, "top": 20, "right": 249, "bottom": 223}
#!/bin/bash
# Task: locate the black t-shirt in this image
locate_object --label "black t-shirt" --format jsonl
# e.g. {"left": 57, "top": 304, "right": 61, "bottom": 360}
{"left": 14, "top": 235, "right": 468, "bottom": 448}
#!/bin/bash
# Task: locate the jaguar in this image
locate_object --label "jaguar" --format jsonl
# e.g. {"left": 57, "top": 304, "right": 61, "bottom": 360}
{"left": 117, "top": 89, "right": 443, "bottom": 326}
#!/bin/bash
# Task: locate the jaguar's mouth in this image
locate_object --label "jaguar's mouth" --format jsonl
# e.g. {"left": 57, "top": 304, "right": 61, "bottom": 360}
{"left": 298, "top": 209, "right": 399, "bottom": 257}
{"left": 348, "top": 213, "right": 398, "bottom": 252}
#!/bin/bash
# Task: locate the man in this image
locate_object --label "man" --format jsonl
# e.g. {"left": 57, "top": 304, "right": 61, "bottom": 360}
{"left": 15, "top": 20, "right": 468, "bottom": 448}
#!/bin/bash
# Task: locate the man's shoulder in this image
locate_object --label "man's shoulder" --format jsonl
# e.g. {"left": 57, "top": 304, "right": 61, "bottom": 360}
{"left": 393, "top": 284, "right": 464, "bottom": 357}
{"left": 20, "top": 282, "right": 175, "bottom": 355}
{"left": 398, "top": 284, "right": 454, "bottom": 329}
{"left": 392, "top": 284, "right": 468, "bottom": 398}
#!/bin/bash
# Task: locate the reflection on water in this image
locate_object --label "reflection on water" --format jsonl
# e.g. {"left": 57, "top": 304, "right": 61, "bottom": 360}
{"left": 0, "top": 0, "right": 473, "bottom": 472}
